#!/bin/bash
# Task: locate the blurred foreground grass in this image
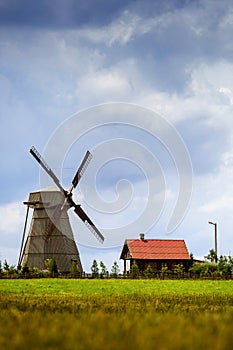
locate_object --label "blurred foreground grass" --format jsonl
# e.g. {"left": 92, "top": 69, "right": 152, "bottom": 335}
{"left": 1, "top": 309, "right": 233, "bottom": 350}
{"left": 0, "top": 279, "right": 233, "bottom": 349}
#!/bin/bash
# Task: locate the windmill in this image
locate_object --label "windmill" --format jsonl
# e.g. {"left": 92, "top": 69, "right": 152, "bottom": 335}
{"left": 18, "top": 146, "right": 104, "bottom": 273}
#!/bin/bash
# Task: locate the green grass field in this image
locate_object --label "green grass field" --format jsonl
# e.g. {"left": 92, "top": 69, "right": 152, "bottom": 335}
{"left": 1, "top": 278, "right": 233, "bottom": 295}
{"left": 0, "top": 279, "right": 233, "bottom": 349}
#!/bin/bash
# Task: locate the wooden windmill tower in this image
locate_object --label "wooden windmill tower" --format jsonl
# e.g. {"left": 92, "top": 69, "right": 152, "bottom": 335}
{"left": 18, "top": 147, "right": 104, "bottom": 273}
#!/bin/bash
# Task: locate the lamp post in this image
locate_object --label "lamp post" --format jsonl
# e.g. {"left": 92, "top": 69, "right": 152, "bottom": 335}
{"left": 208, "top": 221, "right": 218, "bottom": 262}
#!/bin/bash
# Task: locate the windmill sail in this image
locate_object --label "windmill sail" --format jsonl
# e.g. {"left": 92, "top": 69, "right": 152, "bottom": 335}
{"left": 74, "top": 205, "right": 104, "bottom": 243}
{"left": 72, "top": 150, "right": 93, "bottom": 189}
{"left": 30, "top": 147, "right": 64, "bottom": 192}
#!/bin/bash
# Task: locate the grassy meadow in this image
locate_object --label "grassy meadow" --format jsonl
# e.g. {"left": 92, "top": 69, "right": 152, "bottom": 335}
{"left": 0, "top": 279, "right": 233, "bottom": 349}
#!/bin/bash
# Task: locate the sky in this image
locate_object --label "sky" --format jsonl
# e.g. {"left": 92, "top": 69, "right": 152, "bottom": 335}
{"left": 1, "top": 0, "right": 233, "bottom": 272}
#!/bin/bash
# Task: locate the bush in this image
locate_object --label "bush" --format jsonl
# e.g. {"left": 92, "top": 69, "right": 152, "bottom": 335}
{"left": 144, "top": 264, "right": 154, "bottom": 279}
{"left": 49, "top": 257, "right": 59, "bottom": 277}
{"left": 21, "top": 261, "right": 30, "bottom": 275}
{"left": 174, "top": 264, "right": 184, "bottom": 278}
{"left": 70, "top": 261, "right": 80, "bottom": 278}
{"left": 130, "top": 261, "right": 140, "bottom": 279}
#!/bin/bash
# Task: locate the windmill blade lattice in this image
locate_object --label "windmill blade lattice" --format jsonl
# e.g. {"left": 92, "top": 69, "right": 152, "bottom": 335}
{"left": 71, "top": 150, "right": 93, "bottom": 189}
{"left": 30, "top": 147, "right": 64, "bottom": 193}
{"left": 74, "top": 205, "right": 104, "bottom": 243}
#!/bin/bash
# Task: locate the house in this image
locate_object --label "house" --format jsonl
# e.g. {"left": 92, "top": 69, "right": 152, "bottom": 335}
{"left": 120, "top": 234, "right": 191, "bottom": 274}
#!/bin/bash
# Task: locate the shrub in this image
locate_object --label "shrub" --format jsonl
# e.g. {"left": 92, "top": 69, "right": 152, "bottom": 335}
{"left": 174, "top": 264, "right": 184, "bottom": 278}
{"left": 70, "top": 261, "right": 80, "bottom": 278}
{"left": 144, "top": 264, "right": 154, "bottom": 279}
{"left": 21, "top": 261, "right": 30, "bottom": 275}
{"left": 49, "top": 257, "right": 59, "bottom": 277}
{"left": 130, "top": 261, "right": 140, "bottom": 279}
{"left": 160, "top": 264, "right": 169, "bottom": 279}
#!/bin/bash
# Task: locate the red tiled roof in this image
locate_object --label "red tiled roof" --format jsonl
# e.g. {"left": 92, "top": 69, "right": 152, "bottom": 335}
{"left": 121, "top": 239, "right": 190, "bottom": 260}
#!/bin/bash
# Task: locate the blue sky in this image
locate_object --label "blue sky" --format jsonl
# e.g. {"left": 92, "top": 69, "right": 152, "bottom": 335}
{"left": 1, "top": 0, "right": 233, "bottom": 272}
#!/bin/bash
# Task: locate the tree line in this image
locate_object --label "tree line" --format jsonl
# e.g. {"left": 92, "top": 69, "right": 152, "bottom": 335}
{"left": 128, "top": 250, "right": 233, "bottom": 279}
{"left": 0, "top": 258, "right": 121, "bottom": 279}
{"left": 188, "top": 249, "right": 233, "bottom": 279}
{"left": 1, "top": 249, "right": 233, "bottom": 279}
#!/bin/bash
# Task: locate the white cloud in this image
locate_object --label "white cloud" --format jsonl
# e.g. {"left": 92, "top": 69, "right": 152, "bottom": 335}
{"left": 0, "top": 202, "right": 26, "bottom": 264}
{"left": 138, "top": 61, "right": 233, "bottom": 125}
{"left": 199, "top": 196, "right": 233, "bottom": 214}
{"left": 219, "top": 87, "right": 233, "bottom": 105}
{"left": 0, "top": 202, "right": 25, "bottom": 234}
{"left": 221, "top": 151, "right": 233, "bottom": 167}
{"left": 0, "top": 247, "right": 19, "bottom": 266}
{"left": 76, "top": 69, "right": 131, "bottom": 101}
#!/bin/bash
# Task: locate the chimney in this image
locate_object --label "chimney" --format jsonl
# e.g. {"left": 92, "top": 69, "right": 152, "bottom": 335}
{"left": 139, "top": 233, "right": 145, "bottom": 240}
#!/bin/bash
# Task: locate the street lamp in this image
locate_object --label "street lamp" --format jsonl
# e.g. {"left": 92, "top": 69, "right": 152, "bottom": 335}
{"left": 208, "top": 221, "right": 218, "bottom": 262}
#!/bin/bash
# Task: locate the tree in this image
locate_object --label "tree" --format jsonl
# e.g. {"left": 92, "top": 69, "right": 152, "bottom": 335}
{"left": 188, "top": 253, "right": 194, "bottom": 269}
{"left": 217, "top": 255, "right": 232, "bottom": 277}
{"left": 111, "top": 261, "right": 120, "bottom": 278}
{"left": 130, "top": 261, "right": 140, "bottom": 279}
{"left": 99, "top": 261, "right": 108, "bottom": 278}
{"left": 49, "top": 257, "right": 58, "bottom": 277}
{"left": 228, "top": 256, "right": 233, "bottom": 275}
{"left": 3, "top": 259, "right": 9, "bottom": 272}
{"left": 205, "top": 249, "right": 218, "bottom": 263}
{"left": 91, "top": 259, "right": 99, "bottom": 278}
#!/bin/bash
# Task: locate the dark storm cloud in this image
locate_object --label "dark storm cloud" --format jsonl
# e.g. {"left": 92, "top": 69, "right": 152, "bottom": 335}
{"left": 0, "top": 0, "right": 197, "bottom": 28}
{"left": 0, "top": 0, "right": 132, "bottom": 28}
{"left": 100, "top": 0, "right": 233, "bottom": 93}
